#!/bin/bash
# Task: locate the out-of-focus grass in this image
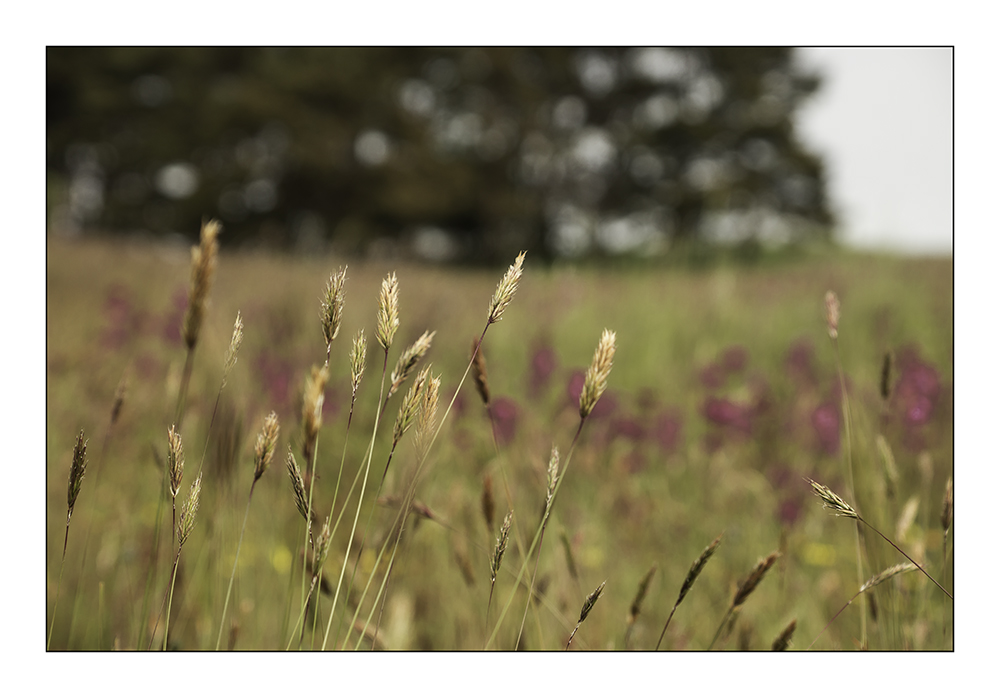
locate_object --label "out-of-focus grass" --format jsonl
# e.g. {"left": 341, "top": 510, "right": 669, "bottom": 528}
{"left": 46, "top": 236, "right": 952, "bottom": 650}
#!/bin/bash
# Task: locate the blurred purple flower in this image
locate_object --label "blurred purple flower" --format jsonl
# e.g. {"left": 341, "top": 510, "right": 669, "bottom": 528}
{"left": 702, "top": 397, "right": 752, "bottom": 435}
{"left": 653, "top": 410, "right": 683, "bottom": 453}
{"left": 488, "top": 396, "right": 519, "bottom": 446}
{"left": 721, "top": 345, "right": 748, "bottom": 373}
{"left": 611, "top": 415, "right": 645, "bottom": 443}
{"left": 811, "top": 402, "right": 840, "bottom": 456}
{"left": 895, "top": 346, "right": 941, "bottom": 427}
{"left": 528, "top": 342, "right": 557, "bottom": 398}
{"left": 784, "top": 339, "right": 816, "bottom": 387}
{"left": 699, "top": 363, "right": 725, "bottom": 389}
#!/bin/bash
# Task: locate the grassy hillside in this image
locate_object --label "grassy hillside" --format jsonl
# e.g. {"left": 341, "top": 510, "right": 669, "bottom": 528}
{"left": 46, "top": 235, "right": 953, "bottom": 650}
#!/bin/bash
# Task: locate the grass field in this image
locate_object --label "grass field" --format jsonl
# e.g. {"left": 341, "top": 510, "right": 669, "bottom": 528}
{"left": 45, "top": 233, "right": 953, "bottom": 651}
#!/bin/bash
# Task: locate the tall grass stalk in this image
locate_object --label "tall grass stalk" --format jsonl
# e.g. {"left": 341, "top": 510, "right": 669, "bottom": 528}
{"left": 708, "top": 551, "right": 780, "bottom": 649}
{"left": 48, "top": 430, "right": 88, "bottom": 650}
{"left": 565, "top": 580, "right": 606, "bottom": 649}
{"left": 825, "top": 290, "right": 868, "bottom": 647}
{"left": 807, "top": 479, "right": 952, "bottom": 599}
{"left": 158, "top": 471, "right": 202, "bottom": 650}
{"left": 656, "top": 532, "right": 724, "bottom": 650}
{"left": 216, "top": 411, "right": 279, "bottom": 649}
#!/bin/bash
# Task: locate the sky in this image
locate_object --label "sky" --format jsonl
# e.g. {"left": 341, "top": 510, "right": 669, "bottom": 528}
{"left": 795, "top": 48, "right": 953, "bottom": 255}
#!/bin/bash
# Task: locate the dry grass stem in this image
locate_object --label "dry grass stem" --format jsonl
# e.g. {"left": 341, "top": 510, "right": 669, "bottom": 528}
{"left": 807, "top": 479, "right": 859, "bottom": 519}
{"left": 471, "top": 338, "right": 490, "bottom": 406}
{"left": 321, "top": 266, "right": 347, "bottom": 348}
{"left": 253, "top": 411, "right": 280, "bottom": 483}
{"left": 376, "top": 272, "right": 400, "bottom": 351}
{"left": 487, "top": 251, "right": 525, "bottom": 325}
{"left": 388, "top": 330, "right": 435, "bottom": 400}
{"left": 771, "top": 619, "right": 796, "bottom": 650}
{"left": 182, "top": 219, "right": 221, "bottom": 350}
{"left": 941, "top": 477, "right": 953, "bottom": 535}
{"left": 824, "top": 290, "right": 840, "bottom": 340}
{"left": 579, "top": 329, "right": 616, "bottom": 419}
{"left": 222, "top": 311, "right": 243, "bottom": 388}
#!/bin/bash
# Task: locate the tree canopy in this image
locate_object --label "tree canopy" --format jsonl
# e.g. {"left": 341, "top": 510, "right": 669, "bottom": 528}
{"left": 47, "top": 47, "right": 833, "bottom": 263}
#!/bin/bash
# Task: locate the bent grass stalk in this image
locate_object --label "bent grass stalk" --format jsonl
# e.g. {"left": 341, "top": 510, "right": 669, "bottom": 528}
{"left": 808, "top": 562, "right": 917, "bottom": 649}
{"left": 656, "top": 532, "right": 724, "bottom": 650}
{"left": 216, "top": 411, "right": 279, "bottom": 649}
{"left": 807, "top": 479, "right": 952, "bottom": 600}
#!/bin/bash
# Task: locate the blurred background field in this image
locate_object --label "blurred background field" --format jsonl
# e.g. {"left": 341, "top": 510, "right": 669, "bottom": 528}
{"left": 46, "top": 236, "right": 952, "bottom": 650}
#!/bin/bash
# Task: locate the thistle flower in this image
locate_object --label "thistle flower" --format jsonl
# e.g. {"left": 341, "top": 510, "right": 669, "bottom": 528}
{"left": 376, "top": 272, "right": 400, "bottom": 351}
{"left": 487, "top": 251, "right": 525, "bottom": 325}
{"left": 579, "top": 329, "right": 616, "bottom": 419}
{"left": 321, "top": 266, "right": 347, "bottom": 348}
{"left": 182, "top": 219, "right": 221, "bottom": 350}
{"left": 253, "top": 411, "right": 280, "bottom": 483}
{"left": 388, "top": 330, "right": 435, "bottom": 400}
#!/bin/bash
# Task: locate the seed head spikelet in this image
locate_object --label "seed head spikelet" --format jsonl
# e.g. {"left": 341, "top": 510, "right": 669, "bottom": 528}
{"left": 941, "top": 477, "right": 953, "bottom": 535}
{"left": 771, "top": 619, "right": 797, "bottom": 651}
{"left": 807, "top": 479, "right": 859, "bottom": 520}
{"left": 880, "top": 350, "right": 894, "bottom": 401}
{"left": 415, "top": 372, "right": 441, "bottom": 459}
{"left": 286, "top": 449, "right": 315, "bottom": 525}
{"left": 860, "top": 562, "right": 918, "bottom": 593}
{"left": 487, "top": 251, "right": 525, "bottom": 325}
{"left": 579, "top": 329, "right": 616, "bottom": 419}
{"left": 167, "top": 425, "right": 184, "bottom": 498}
{"left": 321, "top": 266, "right": 347, "bottom": 347}
{"left": 67, "top": 430, "right": 88, "bottom": 520}
{"left": 628, "top": 565, "right": 657, "bottom": 626}
{"left": 579, "top": 581, "right": 606, "bottom": 624}
{"left": 302, "top": 365, "right": 329, "bottom": 465}
{"left": 544, "top": 445, "right": 560, "bottom": 516}
{"left": 253, "top": 412, "right": 280, "bottom": 483}
{"left": 182, "top": 219, "right": 221, "bottom": 349}
{"left": 388, "top": 330, "right": 435, "bottom": 400}
{"left": 177, "top": 472, "right": 203, "bottom": 548}
{"left": 678, "top": 532, "right": 723, "bottom": 605}
{"left": 471, "top": 338, "right": 490, "bottom": 406}
{"left": 376, "top": 272, "right": 400, "bottom": 351}
{"left": 393, "top": 365, "right": 430, "bottom": 447}
{"left": 350, "top": 329, "right": 367, "bottom": 399}
{"left": 221, "top": 312, "right": 243, "bottom": 388}
{"left": 733, "top": 552, "right": 780, "bottom": 608}
{"left": 490, "top": 511, "right": 512, "bottom": 583}
{"left": 825, "top": 290, "right": 840, "bottom": 340}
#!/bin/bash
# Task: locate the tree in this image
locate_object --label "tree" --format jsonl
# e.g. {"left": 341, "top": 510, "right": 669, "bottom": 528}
{"left": 47, "top": 47, "right": 832, "bottom": 263}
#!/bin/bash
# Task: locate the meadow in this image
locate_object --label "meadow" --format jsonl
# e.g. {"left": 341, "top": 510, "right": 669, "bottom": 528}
{"left": 45, "top": 229, "right": 953, "bottom": 651}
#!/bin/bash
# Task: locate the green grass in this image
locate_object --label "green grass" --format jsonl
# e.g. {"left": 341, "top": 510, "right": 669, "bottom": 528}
{"left": 46, "top": 236, "right": 953, "bottom": 650}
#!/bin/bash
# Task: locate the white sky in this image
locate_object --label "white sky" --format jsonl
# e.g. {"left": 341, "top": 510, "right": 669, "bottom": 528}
{"left": 796, "top": 48, "right": 953, "bottom": 255}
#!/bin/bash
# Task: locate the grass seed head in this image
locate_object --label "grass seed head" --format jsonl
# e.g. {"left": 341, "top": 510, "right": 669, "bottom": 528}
{"left": 880, "top": 350, "right": 894, "bottom": 401}
{"left": 253, "top": 411, "right": 280, "bottom": 483}
{"left": 286, "top": 449, "right": 315, "bottom": 525}
{"left": 771, "top": 618, "right": 797, "bottom": 651}
{"left": 302, "top": 365, "right": 329, "bottom": 457}
{"left": 860, "top": 562, "right": 918, "bottom": 593}
{"left": 110, "top": 371, "right": 128, "bottom": 427}
{"left": 487, "top": 251, "right": 525, "bottom": 324}
{"left": 182, "top": 219, "right": 221, "bottom": 349}
{"left": 579, "top": 329, "right": 616, "bottom": 419}
{"left": 578, "top": 580, "right": 606, "bottom": 624}
{"left": 67, "top": 430, "right": 89, "bottom": 515}
{"left": 167, "top": 425, "right": 184, "bottom": 498}
{"left": 471, "top": 338, "right": 490, "bottom": 406}
{"left": 628, "top": 565, "right": 657, "bottom": 626}
{"left": 222, "top": 311, "right": 243, "bottom": 388}
{"left": 177, "top": 472, "right": 203, "bottom": 548}
{"left": 415, "top": 371, "right": 441, "bottom": 459}
{"left": 350, "top": 329, "right": 367, "bottom": 398}
{"left": 733, "top": 551, "right": 780, "bottom": 608}
{"left": 941, "top": 477, "right": 953, "bottom": 534}
{"left": 388, "top": 330, "right": 435, "bottom": 400}
{"left": 321, "top": 266, "right": 347, "bottom": 347}
{"left": 490, "top": 510, "right": 512, "bottom": 583}
{"left": 824, "top": 290, "right": 840, "bottom": 340}
{"left": 393, "top": 365, "right": 430, "bottom": 447}
{"left": 678, "top": 532, "right": 723, "bottom": 605}
{"left": 376, "top": 272, "right": 400, "bottom": 351}
{"left": 807, "top": 478, "right": 860, "bottom": 520}
{"left": 544, "top": 445, "right": 560, "bottom": 515}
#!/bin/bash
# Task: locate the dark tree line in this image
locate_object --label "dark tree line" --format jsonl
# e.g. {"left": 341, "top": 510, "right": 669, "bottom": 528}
{"left": 47, "top": 47, "right": 833, "bottom": 264}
